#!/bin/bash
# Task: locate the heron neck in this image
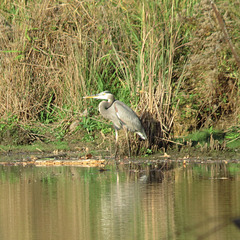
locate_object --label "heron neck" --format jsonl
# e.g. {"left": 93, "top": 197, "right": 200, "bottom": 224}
{"left": 98, "top": 99, "right": 114, "bottom": 118}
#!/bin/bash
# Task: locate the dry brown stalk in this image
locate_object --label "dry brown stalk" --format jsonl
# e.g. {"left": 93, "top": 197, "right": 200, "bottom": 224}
{"left": 210, "top": 0, "right": 240, "bottom": 69}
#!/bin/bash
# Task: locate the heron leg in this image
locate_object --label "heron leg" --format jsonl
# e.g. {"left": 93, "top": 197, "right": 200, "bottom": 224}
{"left": 114, "top": 129, "right": 119, "bottom": 162}
{"left": 124, "top": 129, "right": 131, "bottom": 158}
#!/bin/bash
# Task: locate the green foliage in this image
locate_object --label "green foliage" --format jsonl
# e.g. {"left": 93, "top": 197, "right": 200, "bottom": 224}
{"left": 0, "top": 115, "right": 22, "bottom": 145}
{"left": 39, "top": 94, "right": 58, "bottom": 124}
{"left": 0, "top": 114, "right": 18, "bottom": 131}
{"left": 183, "top": 128, "right": 225, "bottom": 145}
{"left": 225, "top": 126, "right": 240, "bottom": 149}
{"left": 79, "top": 116, "right": 112, "bottom": 142}
{"left": 0, "top": 0, "right": 239, "bottom": 153}
{"left": 144, "top": 148, "right": 153, "bottom": 156}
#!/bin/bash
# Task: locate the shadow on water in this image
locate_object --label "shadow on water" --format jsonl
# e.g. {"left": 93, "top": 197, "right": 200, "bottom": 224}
{"left": 117, "top": 161, "right": 240, "bottom": 239}
{"left": 120, "top": 161, "right": 174, "bottom": 183}
{"left": 0, "top": 160, "right": 240, "bottom": 240}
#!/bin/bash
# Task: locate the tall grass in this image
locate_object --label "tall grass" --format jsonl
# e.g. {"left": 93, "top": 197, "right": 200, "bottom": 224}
{"left": 0, "top": 0, "right": 239, "bottom": 152}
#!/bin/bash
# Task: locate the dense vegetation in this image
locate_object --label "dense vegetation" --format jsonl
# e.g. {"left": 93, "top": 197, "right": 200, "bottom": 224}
{"left": 0, "top": 0, "right": 239, "bottom": 154}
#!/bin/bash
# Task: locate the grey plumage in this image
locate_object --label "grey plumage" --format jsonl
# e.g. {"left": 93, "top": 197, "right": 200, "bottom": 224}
{"left": 83, "top": 91, "right": 147, "bottom": 140}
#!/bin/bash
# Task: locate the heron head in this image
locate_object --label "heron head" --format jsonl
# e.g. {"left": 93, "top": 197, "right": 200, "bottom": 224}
{"left": 83, "top": 91, "right": 114, "bottom": 100}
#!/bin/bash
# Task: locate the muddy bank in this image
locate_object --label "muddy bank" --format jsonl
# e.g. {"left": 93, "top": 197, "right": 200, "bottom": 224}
{"left": 0, "top": 145, "right": 240, "bottom": 166}
{"left": 0, "top": 120, "right": 240, "bottom": 163}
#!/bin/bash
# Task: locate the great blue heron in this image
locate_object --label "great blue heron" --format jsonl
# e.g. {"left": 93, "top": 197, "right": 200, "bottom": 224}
{"left": 83, "top": 91, "right": 147, "bottom": 157}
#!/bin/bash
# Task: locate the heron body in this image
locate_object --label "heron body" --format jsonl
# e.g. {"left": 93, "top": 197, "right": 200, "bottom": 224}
{"left": 83, "top": 91, "right": 147, "bottom": 140}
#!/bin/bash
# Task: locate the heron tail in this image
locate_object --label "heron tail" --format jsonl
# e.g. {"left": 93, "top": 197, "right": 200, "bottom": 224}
{"left": 137, "top": 131, "right": 147, "bottom": 140}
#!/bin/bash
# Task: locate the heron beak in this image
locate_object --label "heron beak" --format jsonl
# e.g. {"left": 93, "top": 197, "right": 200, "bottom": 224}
{"left": 83, "top": 92, "right": 107, "bottom": 100}
{"left": 83, "top": 95, "right": 97, "bottom": 99}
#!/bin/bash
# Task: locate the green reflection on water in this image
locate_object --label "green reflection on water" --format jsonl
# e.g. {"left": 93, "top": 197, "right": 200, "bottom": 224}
{"left": 0, "top": 163, "right": 240, "bottom": 240}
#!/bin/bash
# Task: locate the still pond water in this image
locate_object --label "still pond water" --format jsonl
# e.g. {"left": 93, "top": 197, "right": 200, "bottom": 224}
{"left": 0, "top": 160, "right": 240, "bottom": 240}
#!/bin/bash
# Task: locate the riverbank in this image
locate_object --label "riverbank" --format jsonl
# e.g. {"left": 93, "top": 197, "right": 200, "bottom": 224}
{"left": 0, "top": 0, "right": 239, "bottom": 155}
{"left": 0, "top": 120, "right": 240, "bottom": 163}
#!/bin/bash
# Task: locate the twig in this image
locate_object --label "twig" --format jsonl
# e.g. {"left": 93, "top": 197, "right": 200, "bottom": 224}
{"left": 226, "top": 135, "right": 240, "bottom": 144}
{"left": 210, "top": 0, "right": 240, "bottom": 69}
{"left": 160, "top": 138, "right": 184, "bottom": 146}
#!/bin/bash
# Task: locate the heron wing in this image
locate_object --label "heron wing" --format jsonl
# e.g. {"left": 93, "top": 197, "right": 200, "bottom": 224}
{"left": 101, "top": 103, "right": 122, "bottom": 130}
{"left": 113, "top": 101, "right": 143, "bottom": 133}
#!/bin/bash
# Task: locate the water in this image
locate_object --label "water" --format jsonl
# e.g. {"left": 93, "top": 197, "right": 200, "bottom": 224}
{"left": 0, "top": 162, "right": 240, "bottom": 240}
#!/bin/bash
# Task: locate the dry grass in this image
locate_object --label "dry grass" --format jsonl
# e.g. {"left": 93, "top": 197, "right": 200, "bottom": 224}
{"left": 0, "top": 0, "right": 239, "bottom": 153}
{"left": 174, "top": 0, "right": 240, "bottom": 134}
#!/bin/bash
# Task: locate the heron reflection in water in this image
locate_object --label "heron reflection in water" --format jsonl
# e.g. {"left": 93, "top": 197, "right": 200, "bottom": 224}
{"left": 83, "top": 91, "right": 147, "bottom": 158}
